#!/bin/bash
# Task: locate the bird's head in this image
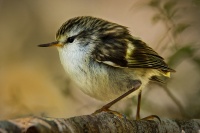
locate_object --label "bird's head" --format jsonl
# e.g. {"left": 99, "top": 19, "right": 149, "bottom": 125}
{"left": 38, "top": 16, "right": 130, "bottom": 55}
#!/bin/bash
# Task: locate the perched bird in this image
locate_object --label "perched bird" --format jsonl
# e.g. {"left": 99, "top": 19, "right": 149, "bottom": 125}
{"left": 38, "top": 16, "right": 175, "bottom": 119}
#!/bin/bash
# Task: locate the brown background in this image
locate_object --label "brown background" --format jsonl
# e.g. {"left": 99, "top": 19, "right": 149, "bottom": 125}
{"left": 0, "top": 0, "right": 199, "bottom": 120}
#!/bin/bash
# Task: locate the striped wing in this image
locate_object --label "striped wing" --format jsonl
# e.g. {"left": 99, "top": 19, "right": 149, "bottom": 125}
{"left": 92, "top": 37, "right": 175, "bottom": 75}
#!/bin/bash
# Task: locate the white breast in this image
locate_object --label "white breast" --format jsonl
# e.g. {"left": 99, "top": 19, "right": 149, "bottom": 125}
{"left": 58, "top": 44, "right": 103, "bottom": 96}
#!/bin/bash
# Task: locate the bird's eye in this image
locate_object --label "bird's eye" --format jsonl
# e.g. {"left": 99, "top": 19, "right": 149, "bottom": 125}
{"left": 67, "top": 37, "right": 75, "bottom": 43}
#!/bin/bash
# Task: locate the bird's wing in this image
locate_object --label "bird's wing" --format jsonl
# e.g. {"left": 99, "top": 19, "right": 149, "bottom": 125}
{"left": 91, "top": 37, "right": 175, "bottom": 75}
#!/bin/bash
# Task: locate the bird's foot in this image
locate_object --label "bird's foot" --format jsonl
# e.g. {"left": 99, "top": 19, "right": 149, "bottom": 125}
{"left": 138, "top": 115, "right": 161, "bottom": 123}
{"left": 93, "top": 107, "right": 126, "bottom": 119}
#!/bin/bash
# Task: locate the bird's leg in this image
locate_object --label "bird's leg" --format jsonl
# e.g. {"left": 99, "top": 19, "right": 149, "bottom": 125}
{"left": 136, "top": 90, "right": 161, "bottom": 122}
{"left": 136, "top": 90, "right": 142, "bottom": 120}
{"left": 93, "top": 80, "right": 141, "bottom": 115}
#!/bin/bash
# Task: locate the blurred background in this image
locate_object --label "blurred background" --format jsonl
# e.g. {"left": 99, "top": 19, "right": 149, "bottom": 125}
{"left": 0, "top": 0, "right": 200, "bottom": 120}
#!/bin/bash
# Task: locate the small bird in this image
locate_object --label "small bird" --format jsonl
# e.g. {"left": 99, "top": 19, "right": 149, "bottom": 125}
{"left": 38, "top": 16, "right": 175, "bottom": 119}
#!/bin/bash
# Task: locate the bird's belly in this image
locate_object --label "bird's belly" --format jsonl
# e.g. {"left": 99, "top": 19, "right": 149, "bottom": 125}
{"left": 77, "top": 74, "right": 144, "bottom": 102}
{"left": 84, "top": 82, "right": 143, "bottom": 101}
{"left": 67, "top": 63, "right": 147, "bottom": 102}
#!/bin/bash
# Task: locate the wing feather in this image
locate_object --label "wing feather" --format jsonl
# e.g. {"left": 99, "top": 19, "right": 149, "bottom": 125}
{"left": 91, "top": 32, "right": 175, "bottom": 75}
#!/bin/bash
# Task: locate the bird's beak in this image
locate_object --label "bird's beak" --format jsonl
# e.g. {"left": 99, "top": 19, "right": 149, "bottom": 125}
{"left": 38, "top": 41, "right": 63, "bottom": 47}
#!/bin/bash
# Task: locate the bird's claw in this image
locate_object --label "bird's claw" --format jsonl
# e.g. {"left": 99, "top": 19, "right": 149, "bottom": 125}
{"left": 92, "top": 108, "right": 126, "bottom": 119}
{"left": 140, "top": 115, "right": 161, "bottom": 123}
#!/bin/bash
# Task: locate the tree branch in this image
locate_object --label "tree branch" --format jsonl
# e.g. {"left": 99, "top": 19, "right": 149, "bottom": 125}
{"left": 0, "top": 112, "right": 199, "bottom": 133}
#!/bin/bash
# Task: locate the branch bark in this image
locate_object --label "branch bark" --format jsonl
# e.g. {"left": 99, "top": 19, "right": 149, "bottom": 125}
{"left": 0, "top": 112, "right": 199, "bottom": 133}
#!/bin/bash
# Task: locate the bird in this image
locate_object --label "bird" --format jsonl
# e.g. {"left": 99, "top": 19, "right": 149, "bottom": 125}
{"left": 38, "top": 16, "right": 175, "bottom": 119}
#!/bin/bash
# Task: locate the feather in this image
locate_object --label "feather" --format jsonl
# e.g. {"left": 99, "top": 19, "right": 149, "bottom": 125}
{"left": 92, "top": 31, "right": 175, "bottom": 77}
